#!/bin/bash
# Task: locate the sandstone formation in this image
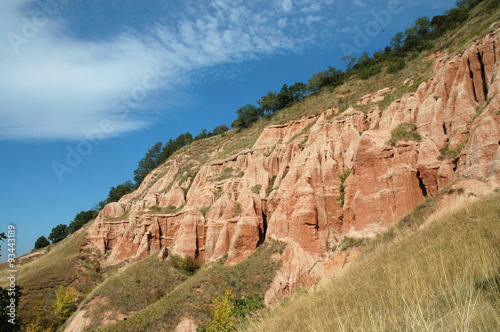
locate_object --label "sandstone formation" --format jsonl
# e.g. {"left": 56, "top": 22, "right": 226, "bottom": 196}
{"left": 88, "top": 28, "right": 500, "bottom": 302}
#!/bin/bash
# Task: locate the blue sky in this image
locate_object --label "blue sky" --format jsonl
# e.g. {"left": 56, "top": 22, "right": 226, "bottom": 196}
{"left": 0, "top": 0, "right": 456, "bottom": 259}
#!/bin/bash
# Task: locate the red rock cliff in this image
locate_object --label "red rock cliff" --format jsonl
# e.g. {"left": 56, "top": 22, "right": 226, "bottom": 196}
{"left": 88, "top": 28, "right": 500, "bottom": 297}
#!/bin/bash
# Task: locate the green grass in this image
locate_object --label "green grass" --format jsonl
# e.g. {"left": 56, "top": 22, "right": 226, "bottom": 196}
{"left": 199, "top": 206, "right": 211, "bottom": 216}
{"left": 244, "top": 193, "right": 500, "bottom": 332}
{"left": 337, "top": 168, "right": 353, "bottom": 207}
{"left": 98, "top": 240, "right": 285, "bottom": 331}
{"left": 388, "top": 122, "right": 422, "bottom": 146}
{"left": 438, "top": 141, "right": 466, "bottom": 161}
{"left": 217, "top": 167, "right": 235, "bottom": 181}
{"left": 251, "top": 184, "right": 262, "bottom": 195}
{"left": 232, "top": 203, "right": 243, "bottom": 217}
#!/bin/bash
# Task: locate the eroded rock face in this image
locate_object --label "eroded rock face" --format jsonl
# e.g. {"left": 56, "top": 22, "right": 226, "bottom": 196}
{"left": 88, "top": 28, "right": 500, "bottom": 297}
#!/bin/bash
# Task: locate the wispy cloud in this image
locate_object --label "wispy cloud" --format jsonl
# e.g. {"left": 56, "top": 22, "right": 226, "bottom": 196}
{"left": 353, "top": 0, "right": 366, "bottom": 7}
{"left": 0, "top": 0, "right": 336, "bottom": 141}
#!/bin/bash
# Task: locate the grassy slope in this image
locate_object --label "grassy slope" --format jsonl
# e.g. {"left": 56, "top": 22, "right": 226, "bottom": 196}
{"left": 98, "top": 241, "right": 284, "bottom": 331}
{"left": 63, "top": 254, "right": 189, "bottom": 331}
{"left": 0, "top": 228, "right": 101, "bottom": 328}
{"left": 244, "top": 192, "right": 500, "bottom": 332}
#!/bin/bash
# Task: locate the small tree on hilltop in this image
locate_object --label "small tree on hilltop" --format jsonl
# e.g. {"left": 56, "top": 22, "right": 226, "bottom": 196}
{"left": 34, "top": 236, "right": 50, "bottom": 250}
{"left": 48, "top": 224, "right": 68, "bottom": 243}
{"left": 134, "top": 142, "right": 163, "bottom": 186}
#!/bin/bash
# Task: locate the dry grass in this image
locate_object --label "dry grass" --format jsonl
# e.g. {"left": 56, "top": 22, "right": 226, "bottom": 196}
{"left": 244, "top": 193, "right": 500, "bottom": 332}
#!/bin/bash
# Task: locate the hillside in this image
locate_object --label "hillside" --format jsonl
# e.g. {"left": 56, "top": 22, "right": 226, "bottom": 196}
{"left": 244, "top": 191, "right": 500, "bottom": 331}
{"left": 2, "top": 1, "right": 500, "bottom": 331}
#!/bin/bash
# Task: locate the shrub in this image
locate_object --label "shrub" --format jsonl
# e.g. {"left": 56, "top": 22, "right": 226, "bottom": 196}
{"left": 52, "top": 285, "right": 78, "bottom": 321}
{"left": 388, "top": 122, "right": 422, "bottom": 146}
{"left": 169, "top": 255, "right": 202, "bottom": 275}
{"left": 232, "top": 294, "right": 264, "bottom": 318}
{"left": 358, "top": 64, "right": 382, "bottom": 79}
{"left": 24, "top": 297, "right": 57, "bottom": 332}
{"left": 387, "top": 58, "right": 406, "bottom": 73}
{"left": 206, "top": 288, "right": 235, "bottom": 332}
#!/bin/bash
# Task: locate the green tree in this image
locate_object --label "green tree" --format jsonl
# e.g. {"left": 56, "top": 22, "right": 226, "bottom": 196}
{"left": 276, "top": 84, "right": 294, "bottom": 110}
{"left": 195, "top": 128, "right": 210, "bottom": 140}
{"left": 402, "top": 16, "right": 433, "bottom": 52}
{"left": 160, "top": 132, "right": 193, "bottom": 163}
{"left": 134, "top": 142, "right": 163, "bottom": 185}
{"left": 343, "top": 55, "right": 357, "bottom": 71}
{"left": 107, "top": 181, "right": 136, "bottom": 203}
{"left": 390, "top": 32, "right": 404, "bottom": 50}
{"left": 307, "top": 72, "right": 325, "bottom": 92}
{"left": 308, "top": 66, "right": 345, "bottom": 92}
{"left": 407, "top": 16, "right": 431, "bottom": 38}
{"left": 52, "top": 285, "right": 78, "bottom": 321}
{"left": 34, "top": 236, "right": 50, "bottom": 250}
{"left": 48, "top": 224, "right": 68, "bottom": 243}
{"left": 68, "top": 209, "right": 99, "bottom": 233}
{"left": 289, "top": 82, "right": 308, "bottom": 101}
{"left": 257, "top": 91, "right": 279, "bottom": 115}
{"left": 212, "top": 124, "right": 229, "bottom": 136}
{"left": 232, "top": 104, "right": 262, "bottom": 128}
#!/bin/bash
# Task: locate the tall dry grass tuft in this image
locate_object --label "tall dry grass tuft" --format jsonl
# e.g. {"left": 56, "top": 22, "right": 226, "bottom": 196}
{"left": 244, "top": 193, "right": 500, "bottom": 332}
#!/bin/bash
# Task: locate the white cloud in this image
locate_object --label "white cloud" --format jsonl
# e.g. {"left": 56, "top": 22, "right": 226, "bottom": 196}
{"left": 0, "top": 0, "right": 336, "bottom": 141}
{"left": 282, "top": 0, "right": 293, "bottom": 12}
{"left": 306, "top": 15, "right": 322, "bottom": 26}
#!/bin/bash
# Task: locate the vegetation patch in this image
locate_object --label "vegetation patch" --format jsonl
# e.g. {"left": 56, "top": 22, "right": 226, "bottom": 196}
{"left": 217, "top": 167, "right": 235, "bottom": 181}
{"left": 148, "top": 204, "right": 183, "bottom": 214}
{"left": 232, "top": 203, "right": 243, "bottom": 217}
{"left": 438, "top": 141, "right": 465, "bottom": 160}
{"left": 169, "top": 255, "right": 203, "bottom": 276}
{"left": 251, "top": 185, "right": 262, "bottom": 195}
{"left": 299, "top": 137, "right": 308, "bottom": 149}
{"left": 339, "top": 237, "right": 365, "bottom": 251}
{"left": 199, "top": 206, "right": 211, "bottom": 217}
{"left": 337, "top": 168, "right": 353, "bottom": 207}
{"left": 388, "top": 122, "right": 422, "bottom": 146}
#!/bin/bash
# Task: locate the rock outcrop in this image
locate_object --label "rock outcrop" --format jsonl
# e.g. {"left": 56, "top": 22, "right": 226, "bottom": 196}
{"left": 88, "top": 28, "right": 500, "bottom": 300}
